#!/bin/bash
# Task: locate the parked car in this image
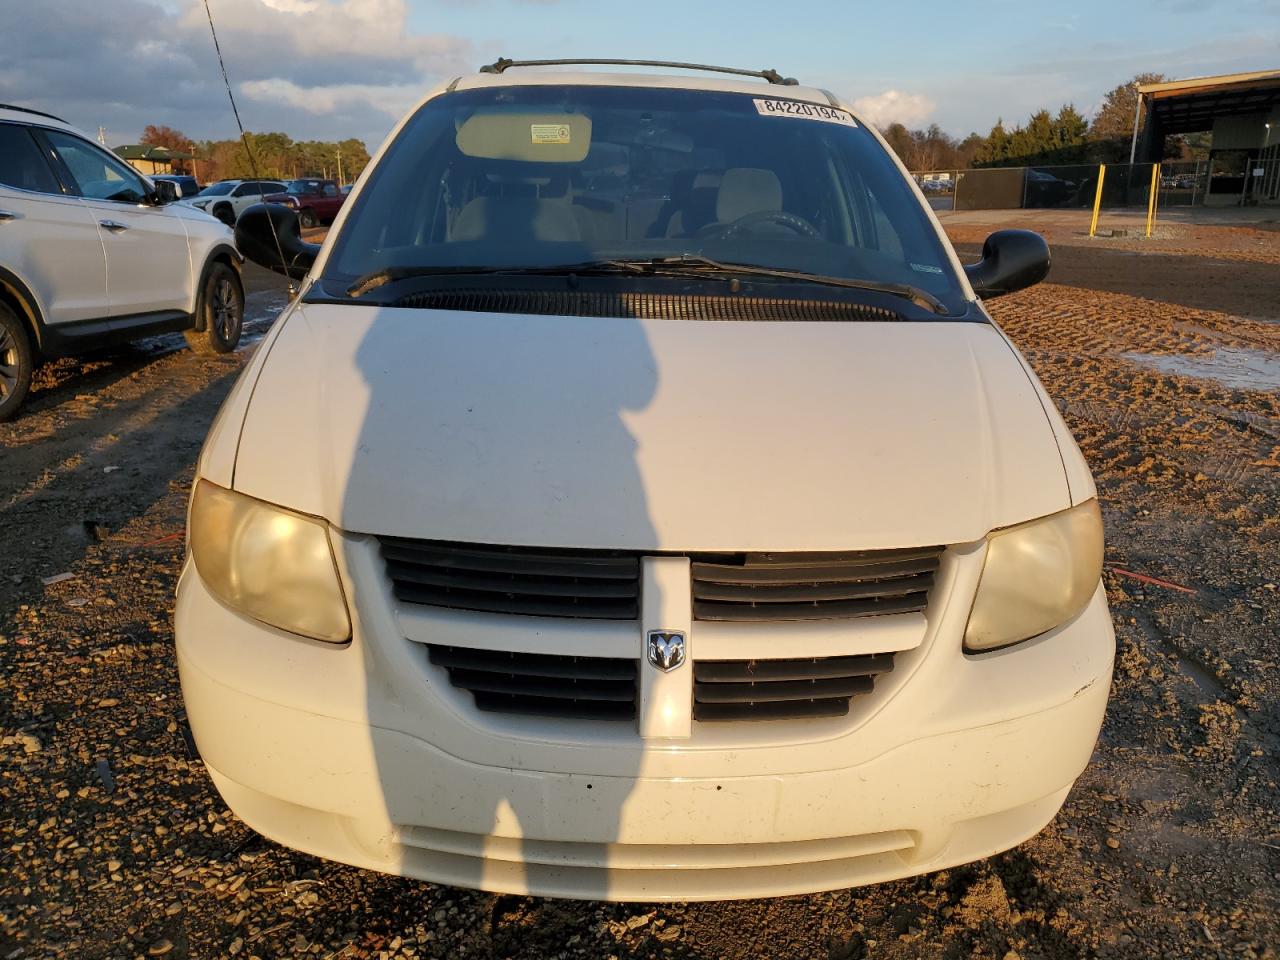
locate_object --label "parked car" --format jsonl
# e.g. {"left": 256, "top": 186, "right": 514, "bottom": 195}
{"left": 1024, "top": 168, "right": 1076, "bottom": 207}
{"left": 0, "top": 103, "right": 244, "bottom": 421}
{"left": 340, "top": 183, "right": 354, "bottom": 196}
{"left": 180, "top": 178, "right": 287, "bottom": 226}
{"left": 262, "top": 178, "right": 345, "bottom": 228}
{"left": 180, "top": 60, "right": 1111, "bottom": 902}
{"left": 151, "top": 173, "right": 200, "bottom": 198}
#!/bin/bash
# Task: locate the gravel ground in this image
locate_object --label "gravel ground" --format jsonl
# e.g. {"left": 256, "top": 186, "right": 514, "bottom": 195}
{"left": 2, "top": 228, "right": 1278, "bottom": 960}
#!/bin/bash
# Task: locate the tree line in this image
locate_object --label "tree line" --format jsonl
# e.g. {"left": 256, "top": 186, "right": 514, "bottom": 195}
{"left": 139, "top": 125, "right": 371, "bottom": 185}
{"left": 141, "top": 72, "right": 1209, "bottom": 185}
{"left": 878, "top": 73, "right": 1208, "bottom": 172}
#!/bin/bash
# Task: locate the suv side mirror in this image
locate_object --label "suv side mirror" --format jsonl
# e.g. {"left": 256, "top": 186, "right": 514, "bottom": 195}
{"left": 235, "top": 203, "right": 321, "bottom": 280}
{"left": 151, "top": 179, "right": 180, "bottom": 204}
{"left": 964, "top": 229, "right": 1050, "bottom": 299}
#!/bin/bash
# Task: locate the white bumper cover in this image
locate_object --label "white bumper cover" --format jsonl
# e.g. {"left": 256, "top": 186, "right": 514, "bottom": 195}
{"left": 177, "top": 533, "right": 1113, "bottom": 901}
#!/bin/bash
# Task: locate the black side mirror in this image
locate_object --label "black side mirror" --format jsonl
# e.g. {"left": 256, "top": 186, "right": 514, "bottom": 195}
{"left": 235, "top": 203, "right": 321, "bottom": 281}
{"left": 964, "top": 229, "right": 1050, "bottom": 299}
{"left": 151, "top": 179, "right": 180, "bottom": 205}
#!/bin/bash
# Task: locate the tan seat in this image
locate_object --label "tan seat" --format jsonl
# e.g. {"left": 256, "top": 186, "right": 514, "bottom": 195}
{"left": 714, "top": 168, "right": 783, "bottom": 224}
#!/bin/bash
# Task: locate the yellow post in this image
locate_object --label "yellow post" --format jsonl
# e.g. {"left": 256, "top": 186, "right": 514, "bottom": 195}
{"left": 1146, "top": 162, "right": 1159, "bottom": 238}
{"left": 1089, "top": 164, "right": 1107, "bottom": 237}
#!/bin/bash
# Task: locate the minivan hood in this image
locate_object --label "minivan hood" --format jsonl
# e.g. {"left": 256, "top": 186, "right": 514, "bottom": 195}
{"left": 231, "top": 303, "right": 1069, "bottom": 551}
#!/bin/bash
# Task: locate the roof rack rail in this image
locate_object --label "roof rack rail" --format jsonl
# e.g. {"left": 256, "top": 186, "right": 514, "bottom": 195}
{"left": 0, "top": 102, "right": 69, "bottom": 124}
{"left": 478, "top": 58, "right": 798, "bottom": 86}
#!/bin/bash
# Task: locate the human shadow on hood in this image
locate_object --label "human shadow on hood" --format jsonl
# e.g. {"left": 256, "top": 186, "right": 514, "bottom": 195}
{"left": 340, "top": 278, "right": 659, "bottom": 901}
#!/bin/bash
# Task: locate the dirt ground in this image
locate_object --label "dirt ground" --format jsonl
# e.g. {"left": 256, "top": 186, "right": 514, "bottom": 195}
{"left": 2, "top": 220, "right": 1278, "bottom": 960}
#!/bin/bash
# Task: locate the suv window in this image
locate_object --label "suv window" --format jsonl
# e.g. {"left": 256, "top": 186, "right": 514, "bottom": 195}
{"left": 326, "top": 85, "right": 965, "bottom": 313}
{"left": 45, "top": 130, "right": 150, "bottom": 204}
{"left": 233, "top": 181, "right": 282, "bottom": 198}
{"left": 0, "top": 123, "right": 62, "bottom": 194}
{"left": 197, "top": 182, "right": 237, "bottom": 197}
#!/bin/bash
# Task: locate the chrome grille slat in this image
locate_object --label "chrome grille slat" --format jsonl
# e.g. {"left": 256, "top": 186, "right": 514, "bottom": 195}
{"left": 427, "top": 646, "right": 636, "bottom": 680}
{"left": 384, "top": 560, "right": 638, "bottom": 598}
{"left": 695, "top": 675, "right": 874, "bottom": 703}
{"left": 693, "top": 653, "right": 895, "bottom": 721}
{"left": 693, "top": 574, "right": 934, "bottom": 603}
{"left": 691, "top": 547, "right": 942, "bottom": 622}
{"left": 694, "top": 653, "right": 894, "bottom": 683}
{"left": 428, "top": 645, "right": 638, "bottom": 720}
{"left": 380, "top": 538, "right": 640, "bottom": 620}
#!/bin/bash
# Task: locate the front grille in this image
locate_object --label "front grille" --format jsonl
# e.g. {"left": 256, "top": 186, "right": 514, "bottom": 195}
{"left": 694, "top": 653, "right": 894, "bottom": 721}
{"left": 427, "top": 645, "right": 637, "bottom": 721}
{"left": 690, "top": 547, "right": 942, "bottom": 621}
{"left": 393, "top": 288, "right": 903, "bottom": 323}
{"left": 379, "top": 538, "right": 640, "bottom": 620}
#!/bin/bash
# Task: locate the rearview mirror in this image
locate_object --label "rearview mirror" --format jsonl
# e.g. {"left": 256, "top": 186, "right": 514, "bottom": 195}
{"left": 963, "top": 229, "right": 1050, "bottom": 299}
{"left": 235, "top": 203, "right": 321, "bottom": 281}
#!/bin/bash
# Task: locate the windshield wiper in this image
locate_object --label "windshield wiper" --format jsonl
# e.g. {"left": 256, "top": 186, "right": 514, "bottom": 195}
{"left": 347, "top": 255, "right": 949, "bottom": 315}
{"left": 638, "top": 254, "right": 950, "bottom": 315}
{"left": 347, "top": 260, "right": 647, "bottom": 298}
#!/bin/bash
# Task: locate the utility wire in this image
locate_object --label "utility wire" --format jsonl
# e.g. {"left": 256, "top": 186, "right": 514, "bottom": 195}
{"left": 201, "top": 0, "right": 296, "bottom": 296}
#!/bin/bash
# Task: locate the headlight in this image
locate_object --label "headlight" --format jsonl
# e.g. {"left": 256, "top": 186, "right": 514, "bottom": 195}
{"left": 188, "top": 480, "right": 351, "bottom": 642}
{"left": 284, "top": 197, "right": 299, "bottom": 207}
{"left": 192, "top": 200, "right": 209, "bottom": 209}
{"left": 964, "top": 499, "right": 1103, "bottom": 652}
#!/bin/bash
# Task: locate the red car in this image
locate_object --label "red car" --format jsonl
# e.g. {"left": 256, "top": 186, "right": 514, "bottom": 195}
{"left": 263, "top": 178, "right": 345, "bottom": 227}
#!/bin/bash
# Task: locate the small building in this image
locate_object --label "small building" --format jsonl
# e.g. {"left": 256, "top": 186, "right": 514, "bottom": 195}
{"left": 113, "top": 144, "right": 194, "bottom": 177}
{"left": 1134, "top": 70, "right": 1280, "bottom": 204}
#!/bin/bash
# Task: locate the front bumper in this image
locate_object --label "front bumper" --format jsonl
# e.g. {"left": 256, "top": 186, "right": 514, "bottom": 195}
{"left": 176, "top": 535, "right": 1114, "bottom": 902}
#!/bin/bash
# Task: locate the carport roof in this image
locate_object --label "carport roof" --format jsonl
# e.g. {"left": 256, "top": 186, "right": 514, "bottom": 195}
{"left": 113, "top": 144, "right": 193, "bottom": 161}
{"left": 1138, "top": 69, "right": 1280, "bottom": 134}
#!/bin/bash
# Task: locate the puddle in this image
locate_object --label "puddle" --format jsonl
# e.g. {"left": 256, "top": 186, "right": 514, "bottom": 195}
{"left": 1123, "top": 347, "right": 1280, "bottom": 392}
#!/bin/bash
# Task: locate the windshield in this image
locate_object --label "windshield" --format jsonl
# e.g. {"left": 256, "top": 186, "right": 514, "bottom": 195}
{"left": 197, "top": 182, "right": 235, "bottom": 197}
{"left": 325, "top": 85, "right": 966, "bottom": 311}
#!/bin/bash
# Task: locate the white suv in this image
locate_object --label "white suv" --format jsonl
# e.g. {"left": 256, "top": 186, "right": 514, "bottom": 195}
{"left": 179, "top": 179, "right": 288, "bottom": 227}
{"left": 178, "top": 61, "right": 1113, "bottom": 902}
{"left": 0, "top": 104, "right": 245, "bottom": 420}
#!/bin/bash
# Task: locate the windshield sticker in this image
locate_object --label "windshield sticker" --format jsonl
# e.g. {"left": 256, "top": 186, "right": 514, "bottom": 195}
{"left": 531, "top": 123, "right": 572, "bottom": 145}
{"left": 753, "top": 99, "right": 857, "bottom": 127}
{"left": 911, "top": 263, "right": 944, "bottom": 274}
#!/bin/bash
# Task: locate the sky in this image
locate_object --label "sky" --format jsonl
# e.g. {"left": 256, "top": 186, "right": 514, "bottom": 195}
{"left": 1, "top": 0, "right": 1277, "bottom": 152}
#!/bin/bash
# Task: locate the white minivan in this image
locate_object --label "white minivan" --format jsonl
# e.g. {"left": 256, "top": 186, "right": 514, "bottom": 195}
{"left": 177, "top": 60, "right": 1113, "bottom": 902}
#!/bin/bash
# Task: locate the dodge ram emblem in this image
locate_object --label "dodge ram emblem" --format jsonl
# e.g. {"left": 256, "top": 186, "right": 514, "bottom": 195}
{"left": 647, "top": 631, "right": 686, "bottom": 672}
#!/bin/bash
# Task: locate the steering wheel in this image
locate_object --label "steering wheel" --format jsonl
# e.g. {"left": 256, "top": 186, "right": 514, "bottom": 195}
{"left": 700, "top": 210, "right": 822, "bottom": 240}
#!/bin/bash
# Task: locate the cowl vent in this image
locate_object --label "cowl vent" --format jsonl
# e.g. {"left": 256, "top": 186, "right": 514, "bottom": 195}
{"left": 392, "top": 288, "right": 902, "bottom": 323}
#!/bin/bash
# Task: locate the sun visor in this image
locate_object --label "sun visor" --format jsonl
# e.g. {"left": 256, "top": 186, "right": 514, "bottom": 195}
{"left": 456, "top": 112, "right": 592, "bottom": 163}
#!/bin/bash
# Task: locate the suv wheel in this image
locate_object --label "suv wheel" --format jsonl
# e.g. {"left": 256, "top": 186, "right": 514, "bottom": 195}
{"left": 212, "top": 203, "right": 235, "bottom": 226}
{"left": 184, "top": 262, "right": 244, "bottom": 355}
{"left": 0, "top": 303, "right": 34, "bottom": 422}
{"left": 299, "top": 208, "right": 318, "bottom": 229}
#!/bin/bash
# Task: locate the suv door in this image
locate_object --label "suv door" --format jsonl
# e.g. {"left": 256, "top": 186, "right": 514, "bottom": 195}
{"left": 231, "top": 181, "right": 284, "bottom": 220}
{"left": 0, "top": 121, "right": 108, "bottom": 327}
{"left": 40, "top": 129, "right": 193, "bottom": 319}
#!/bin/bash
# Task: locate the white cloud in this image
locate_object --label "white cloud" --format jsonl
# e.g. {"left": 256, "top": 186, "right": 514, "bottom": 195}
{"left": 1, "top": 0, "right": 472, "bottom": 148}
{"left": 260, "top": 0, "right": 319, "bottom": 11}
{"left": 240, "top": 78, "right": 424, "bottom": 118}
{"left": 850, "top": 90, "right": 937, "bottom": 129}
{"left": 176, "top": 0, "right": 470, "bottom": 72}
